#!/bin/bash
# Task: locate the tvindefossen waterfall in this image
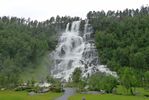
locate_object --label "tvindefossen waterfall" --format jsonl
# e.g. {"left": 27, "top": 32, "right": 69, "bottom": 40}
{"left": 50, "top": 20, "right": 116, "bottom": 81}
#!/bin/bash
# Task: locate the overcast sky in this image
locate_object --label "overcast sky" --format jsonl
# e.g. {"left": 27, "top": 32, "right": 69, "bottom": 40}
{"left": 0, "top": 0, "right": 148, "bottom": 21}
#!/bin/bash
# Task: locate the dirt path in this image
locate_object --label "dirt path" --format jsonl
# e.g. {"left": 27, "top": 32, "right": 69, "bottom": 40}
{"left": 55, "top": 88, "right": 76, "bottom": 100}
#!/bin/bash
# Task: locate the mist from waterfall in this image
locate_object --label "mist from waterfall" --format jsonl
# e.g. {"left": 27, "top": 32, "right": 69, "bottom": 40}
{"left": 50, "top": 20, "right": 116, "bottom": 81}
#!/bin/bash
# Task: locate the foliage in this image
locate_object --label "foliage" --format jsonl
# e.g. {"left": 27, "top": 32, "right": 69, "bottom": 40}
{"left": 51, "top": 80, "right": 62, "bottom": 92}
{"left": 88, "top": 72, "right": 118, "bottom": 93}
{"left": 88, "top": 6, "right": 149, "bottom": 90}
{"left": 47, "top": 76, "right": 62, "bottom": 92}
{"left": 144, "top": 71, "right": 149, "bottom": 89}
{"left": 69, "top": 68, "right": 86, "bottom": 92}
{"left": 46, "top": 76, "right": 56, "bottom": 84}
{"left": 89, "top": 6, "right": 149, "bottom": 72}
{"left": 72, "top": 68, "right": 82, "bottom": 84}
{"left": 119, "top": 67, "right": 137, "bottom": 95}
{"left": 0, "top": 16, "right": 80, "bottom": 87}
{"left": 116, "top": 85, "right": 149, "bottom": 96}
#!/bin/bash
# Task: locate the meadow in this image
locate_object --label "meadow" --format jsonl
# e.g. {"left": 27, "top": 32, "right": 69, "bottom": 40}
{"left": 69, "top": 86, "right": 149, "bottom": 100}
{"left": 69, "top": 94, "right": 149, "bottom": 100}
{"left": 0, "top": 90, "right": 61, "bottom": 100}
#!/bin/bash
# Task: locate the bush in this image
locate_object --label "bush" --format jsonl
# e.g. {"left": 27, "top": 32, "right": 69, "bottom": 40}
{"left": 88, "top": 72, "right": 118, "bottom": 93}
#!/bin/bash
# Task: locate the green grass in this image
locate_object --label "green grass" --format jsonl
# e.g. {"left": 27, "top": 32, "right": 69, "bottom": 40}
{"left": 69, "top": 86, "right": 149, "bottom": 100}
{"left": 0, "top": 90, "right": 61, "bottom": 100}
{"left": 69, "top": 94, "right": 149, "bottom": 100}
{"left": 116, "top": 85, "right": 149, "bottom": 96}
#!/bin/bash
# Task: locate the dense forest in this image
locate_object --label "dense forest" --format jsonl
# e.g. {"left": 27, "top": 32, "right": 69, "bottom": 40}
{"left": 87, "top": 6, "right": 149, "bottom": 72}
{"left": 0, "top": 6, "right": 149, "bottom": 89}
{"left": 0, "top": 16, "right": 80, "bottom": 87}
{"left": 86, "top": 6, "right": 149, "bottom": 90}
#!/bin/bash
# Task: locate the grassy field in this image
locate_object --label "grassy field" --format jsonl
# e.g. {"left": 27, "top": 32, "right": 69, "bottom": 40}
{"left": 69, "top": 86, "right": 149, "bottom": 100}
{"left": 116, "top": 85, "right": 149, "bottom": 96}
{"left": 69, "top": 94, "right": 149, "bottom": 100}
{"left": 0, "top": 90, "right": 61, "bottom": 100}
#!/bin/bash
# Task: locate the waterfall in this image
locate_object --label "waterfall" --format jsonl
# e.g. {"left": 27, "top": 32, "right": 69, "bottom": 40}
{"left": 65, "top": 23, "right": 70, "bottom": 32}
{"left": 50, "top": 20, "right": 116, "bottom": 81}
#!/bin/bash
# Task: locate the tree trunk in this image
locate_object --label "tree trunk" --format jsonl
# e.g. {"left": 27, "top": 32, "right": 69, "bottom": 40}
{"left": 130, "top": 88, "right": 134, "bottom": 95}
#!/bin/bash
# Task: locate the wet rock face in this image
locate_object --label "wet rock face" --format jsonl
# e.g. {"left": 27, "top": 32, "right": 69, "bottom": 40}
{"left": 81, "top": 27, "right": 100, "bottom": 70}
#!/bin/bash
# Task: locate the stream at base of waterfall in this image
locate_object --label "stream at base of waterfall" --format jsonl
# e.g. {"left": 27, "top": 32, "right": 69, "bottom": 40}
{"left": 50, "top": 20, "right": 117, "bottom": 81}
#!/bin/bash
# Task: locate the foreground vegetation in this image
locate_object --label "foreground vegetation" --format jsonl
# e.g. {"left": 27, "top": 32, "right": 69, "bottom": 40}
{"left": 70, "top": 67, "right": 149, "bottom": 97}
{"left": 69, "top": 94, "right": 149, "bottom": 100}
{"left": 69, "top": 83, "right": 149, "bottom": 99}
{"left": 69, "top": 82, "right": 149, "bottom": 100}
{"left": 0, "top": 90, "right": 61, "bottom": 100}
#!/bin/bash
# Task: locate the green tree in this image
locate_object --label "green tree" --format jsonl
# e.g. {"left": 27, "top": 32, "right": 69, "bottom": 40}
{"left": 144, "top": 71, "right": 149, "bottom": 89}
{"left": 120, "top": 67, "right": 138, "bottom": 95}
{"left": 72, "top": 68, "right": 82, "bottom": 84}
{"left": 88, "top": 72, "right": 117, "bottom": 93}
{"left": 130, "top": 52, "right": 147, "bottom": 70}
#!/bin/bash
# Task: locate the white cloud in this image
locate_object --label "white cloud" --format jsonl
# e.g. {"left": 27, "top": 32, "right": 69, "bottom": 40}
{"left": 0, "top": 0, "right": 148, "bottom": 21}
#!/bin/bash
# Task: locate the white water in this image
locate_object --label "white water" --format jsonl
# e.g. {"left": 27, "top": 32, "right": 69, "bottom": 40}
{"left": 51, "top": 20, "right": 116, "bottom": 81}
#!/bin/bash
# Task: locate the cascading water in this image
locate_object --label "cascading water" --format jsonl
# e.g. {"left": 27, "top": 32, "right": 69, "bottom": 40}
{"left": 50, "top": 20, "right": 116, "bottom": 81}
